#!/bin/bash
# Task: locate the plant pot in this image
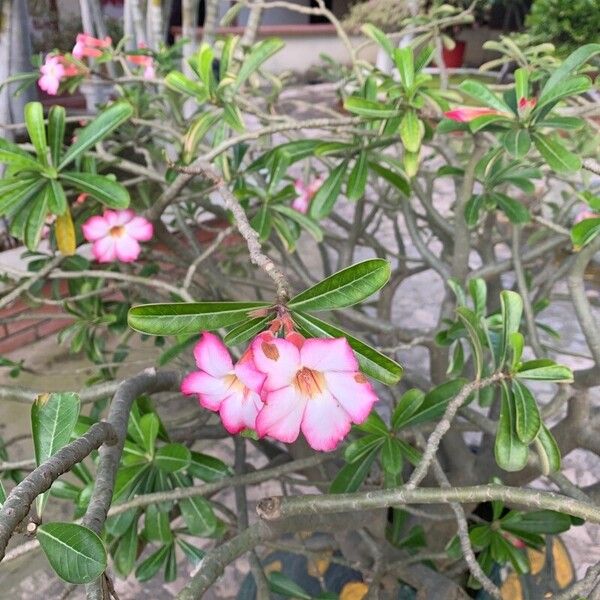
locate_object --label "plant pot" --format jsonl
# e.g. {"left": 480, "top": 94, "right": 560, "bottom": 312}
{"left": 442, "top": 40, "right": 466, "bottom": 68}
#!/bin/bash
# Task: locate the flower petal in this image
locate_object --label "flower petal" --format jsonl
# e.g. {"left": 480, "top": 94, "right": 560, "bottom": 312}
{"left": 82, "top": 215, "right": 110, "bottom": 241}
{"left": 126, "top": 216, "right": 153, "bottom": 241}
{"left": 114, "top": 235, "right": 141, "bottom": 262}
{"left": 252, "top": 335, "right": 300, "bottom": 391}
{"left": 300, "top": 338, "right": 358, "bottom": 373}
{"left": 193, "top": 332, "right": 233, "bottom": 377}
{"left": 301, "top": 391, "right": 351, "bottom": 451}
{"left": 219, "top": 389, "right": 263, "bottom": 434}
{"left": 256, "top": 386, "right": 306, "bottom": 443}
{"left": 92, "top": 236, "right": 117, "bottom": 263}
{"left": 234, "top": 352, "right": 265, "bottom": 393}
{"left": 324, "top": 370, "right": 377, "bottom": 423}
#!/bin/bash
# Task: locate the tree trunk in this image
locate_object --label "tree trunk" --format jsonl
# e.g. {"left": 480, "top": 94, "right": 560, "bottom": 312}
{"left": 202, "top": 0, "right": 219, "bottom": 46}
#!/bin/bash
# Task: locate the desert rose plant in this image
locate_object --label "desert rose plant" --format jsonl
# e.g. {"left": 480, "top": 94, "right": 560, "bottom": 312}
{"left": 0, "top": 4, "right": 599, "bottom": 599}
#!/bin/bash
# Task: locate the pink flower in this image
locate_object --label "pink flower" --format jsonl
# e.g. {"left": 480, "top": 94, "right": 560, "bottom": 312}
{"left": 38, "top": 55, "right": 66, "bottom": 95}
{"left": 292, "top": 178, "right": 323, "bottom": 214}
{"left": 574, "top": 208, "right": 599, "bottom": 224}
{"left": 76, "top": 193, "right": 88, "bottom": 205}
{"left": 127, "top": 48, "right": 156, "bottom": 80}
{"left": 444, "top": 106, "right": 509, "bottom": 123}
{"left": 251, "top": 332, "right": 378, "bottom": 451}
{"left": 181, "top": 333, "right": 266, "bottom": 434}
{"left": 82, "top": 209, "right": 153, "bottom": 263}
{"left": 73, "top": 33, "right": 111, "bottom": 60}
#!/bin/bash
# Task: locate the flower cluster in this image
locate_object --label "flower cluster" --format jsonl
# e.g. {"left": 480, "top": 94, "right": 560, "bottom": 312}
{"left": 38, "top": 55, "right": 82, "bottom": 95}
{"left": 82, "top": 210, "right": 153, "bottom": 263}
{"left": 72, "top": 33, "right": 111, "bottom": 59}
{"left": 181, "top": 330, "right": 378, "bottom": 451}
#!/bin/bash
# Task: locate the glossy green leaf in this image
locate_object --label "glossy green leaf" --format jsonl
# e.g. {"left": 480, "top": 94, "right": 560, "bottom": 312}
{"left": 224, "top": 316, "right": 270, "bottom": 346}
{"left": 512, "top": 380, "right": 541, "bottom": 444}
{"left": 289, "top": 259, "right": 390, "bottom": 312}
{"left": 459, "top": 80, "right": 512, "bottom": 113}
{"left": 165, "top": 71, "right": 206, "bottom": 98}
{"left": 308, "top": 160, "right": 348, "bottom": 219}
{"left": 138, "top": 413, "right": 159, "bottom": 455}
{"left": 502, "top": 510, "right": 572, "bottom": 535}
{"left": 24, "top": 102, "right": 49, "bottom": 166}
{"left": 392, "top": 389, "right": 425, "bottom": 430}
{"left": 368, "top": 161, "right": 410, "bottom": 196}
{"left": 234, "top": 38, "right": 284, "bottom": 89}
{"left": 400, "top": 110, "right": 424, "bottom": 153}
{"left": 456, "top": 307, "right": 484, "bottom": 378}
{"left": 347, "top": 151, "right": 368, "bottom": 201}
{"left": 144, "top": 504, "right": 173, "bottom": 542}
{"left": 0, "top": 138, "right": 43, "bottom": 172}
{"left": 494, "top": 192, "right": 530, "bottom": 224}
{"left": 154, "top": 443, "right": 191, "bottom": 472}
{"left": 135, "top": 544, "right": 170, "bottom": 582}
{"left": 292, "top": 312, "right": 403, "bottom": 385}
{"left": 500, "top": 290, "right": 523, "bottom": 366}
{"left": 533, "top": 133, "right": 581, "bottom": 173}
{"left": 502, "top": 129, "right": 531, "bottom": 159}
{"left": 48, "top": 179, "right": 67, "bottom": 215}
{"left": 175, "top": 486, "right": 217, "bottom": 535}
{"left": 188, "top": 451, "right": 232, "bottom": 482}
{"left": 495, "top": 382, "right": 528, "bottom": 472}
{"left": 48, "top": 105, "right": 66, "bottom": 166}
{"left": 535, "top": 424, "right": 561, "bottom": 473}
{"left": 514, "top": 68, "right": 528, "bottom": 103}
{"left": 344, "top": 434, "right": 385, "bottom": 464}
{"left": 394, "top": 47, "right": 414, "bottom": 89}
{"left": 273, "top": 205, "right": 323, "bottom": 242}
{"left": 381, "top": 437, "right": 403, "bottom": 475}
{"left": 24, "top": 185, "right": 50, "bottom": 251}
{"left": 0, "top": 178, "right": 45, "bottom": 217}
{"left": 571, "top": 217, "right": 600, "bottom": 249}
{"left": 37, "top": 522, "right": 107, "bottom": 584}
{"left": 330, "top": 446, "right": 378, "bottom": 493}
{"left": 268, "top": 572, "right": 312, "bottom": 599}
{"left": 361, "top": 23, "right": 394, "bottom": 57}
{"left": 344, "top": 97, "right": 398, "bottom": 118}
{"left": 177, "top": 539, "right": 205, "bottom": 565}
{"left": 464, "top": 194, "right": 485, "bottom": 227}
{"left": 60, "top": 172, "right": 129, "bottom": 209}
{"left": 32, "top": 392, "right": 80, "bottom": 516}
{"left": 113, "top": 519, "right": 139, "bottom": 577}
{"left": 535, "top": 76, "right": 591, "bottom": 114}
{"left": 59, "top": 102, "right": 134, "bottom": 169}
{"left": 516, "top": 359, "right": 573, "bottom": 382}
{"left": 128, "top": 301, "right": 268, "bottom": 335}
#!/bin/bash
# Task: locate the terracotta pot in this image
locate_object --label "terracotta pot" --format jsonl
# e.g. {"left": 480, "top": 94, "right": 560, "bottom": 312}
{"left": 442, "top": 40, "right": 466, "bottom": 68}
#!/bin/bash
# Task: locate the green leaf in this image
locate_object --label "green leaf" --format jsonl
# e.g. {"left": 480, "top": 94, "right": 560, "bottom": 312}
{"left": 502, "top": 129, "right": 531, "bottom": 159}
{"left": 188, "top": 451, "right": 232, "bottom": 482}
{"left": 24, "top": 102, "right": 49, "bottom": 166}
{"left": 144, "top": 504, "right": 173, "bottom": 542}
{"left": 177, "top": 539, "right": 205, "bottom": 565}
{"left": 154, "top": 443, "right": 191, "bottom": 472}
{"left": 48, "top": 179, "right": 67, "bottom": 215}
{"left": 571, "top": 217, "right": 600, "bottom": 249}
{"left": 381, "top": 437, "right": 403, "bottom": 475}
{"left": 495, "top": 382, "right": 528, "bottom": 472}
{"left": 135, "top": 544, "right": 170, "bottom": 582}
{"left": 138, "top": 413, "right": 159, "bottom": 455}
{"left": 503, "top": 510, "right": 572, "bottom": 535}
{"left": 0, "top": 138, "right": 43, "bottom": 172}
{"left": 128, "top": 302, "right": 268, "bottom": 335}
{"left": 289, "top": 258, "right": 390, "bottom": 312}
{"left": 392, "top": 389, "right": 425, "bottom": 431}
{"left": 509, "top": 332, "right": 524, "bottom": 371}
{"left": 234, "top": 38, "right": 284, "bottom": 90}
{"left": 400, "top": 110, "right": 424, "bottom": 153}
{"left": 308, "top": 160, "right": 348, "bottom": 219}
{"left": 500, "top": 290, "right": 523, "bottom": 366}
{"left": 512, "top": 380, "right": 541, "bottom": 444}
{"left": 368, "top": 161, "right": 411, "bottom": 196}
{"left": 516, "top": 359, "right": 573, "bottom": 382}
{"left": 48, "top": 105, "right": 66, "bottom": 166}
{"left": 464, "top": 194, "right": 485, "bottom": 227}
{"left": 251, "top": 202, "right": 272, "bottom": 241}
{"left": 514, "top": 68, "right": 528, "bottom": 103}
{"left": 494, "top": 193, "right": 530, "bottom": 224}
{"left": 59, "top": 172, "right": 129, "bottom": 209}
{"left": 535, "top": 424, "right": 561, "bottom": 473}
{"left": 273, "top": 205, "right": 323, "bottom": 243}
{"left": 165, "top": 71, "right": 206, "bottom": 98}
{"left": 330, "top": 446, "right": 378, "bottom": 493}
{"left": 533, "top": 133, "right": 581, "bottom": 173}
{"left": 183, "top": 112, "right": 220, "bottom": 163}
{"left": 268, "top": 572, "right": 312, "bottom": 599}
{"left": 394, "top": 47, "right": 414, "bottom": 89}
{"left": 224, "top": 317, "right": 270, "bottom": 347}
{"left": 540, "top": 44, "right": 600, "bottom": 104}
{"left": 535, "top": 76, "right": 591, "bottom": 114}
{"left": 59, "top": 102, "right": 134, "bottom": 169}
{"left": 344, "top": 97, "right": 398, "bottom": 118}
{"left": 292, "top": 311, "right": 403, "bottom": 385}
{"left": 0, "top": 178, "right": 45, "bottom": 217}
{"left": 344, "top": 434, "right": 385, "bottom": 463}
{"left": 223, "top": 103, "right": 245, "bottom": 132}
{"left": 32, "top": 392, "right": 80, "bottom": 516}
{"left": 347, "top": 151, "right": 368, "bottom": 201}
{"left": 24, "top": 185, "right": 50, "bottom": 251}
{"left": 113, "top": 522, "right": 138, "bottom": 577}
{"left": 173, "top": 474, "right": 217, "bottom": 535}
{"left": 37, "top": 522, "right": 107, "bottom": 584}
{"left": 361, "top": 23, "right": 394, "bottom": 57}
{"left": 459, "top": 80, "right": 512, "bottom": 113}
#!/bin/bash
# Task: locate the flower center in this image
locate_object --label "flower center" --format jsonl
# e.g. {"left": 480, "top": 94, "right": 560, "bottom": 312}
{"left": 294, "top": 367, "right": 325, "bottom": 398}
{"left": 109, "top": 225, "right": 126, "bottom": 238}
{"left": 223, "top": 373, "right": 246, "bottom": 394}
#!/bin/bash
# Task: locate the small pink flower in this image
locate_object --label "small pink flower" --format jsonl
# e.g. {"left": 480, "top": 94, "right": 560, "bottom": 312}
{"left": 82, "top": 209, "right": 153, "bottom": 263}
{"left": 251, "top": 332, "right": 378, "bottom": 451}
{"left": 73, "top": 33, "right": 111, "bottom": 60}
{"left": 181, "top": 333, "right": 266, "bottom": 434}
{"left": 292, "top": 178, "right": 323, "bottom": 214}
{"left": 76, "top": 193, "right": 88, "bottom": 205}
{"left": 127, "top": 46, "right": 156, "bottom": 80}
{"left": 38, "top": 55, "right": 66, "bottom": 95}
{"left": 573, "top": 206, "right": 599, "bottom": 224}
{"left": 444, "top": 106, "right": 509, "bottom": 123}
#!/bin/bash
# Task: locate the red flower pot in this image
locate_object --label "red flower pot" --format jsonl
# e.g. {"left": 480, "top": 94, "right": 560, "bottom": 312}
{"left": 442, "top": 40, "right": 466, "bottom": 68}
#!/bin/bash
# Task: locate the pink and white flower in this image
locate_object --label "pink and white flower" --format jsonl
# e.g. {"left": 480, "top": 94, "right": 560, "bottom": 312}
{"left": 82, "top": 209, "right": 153, "bottom": 263}
{"left": 181, "top": 333, "right": 266, "bottom": 434}
{"left": 292, "top": 178, "right": 323, "bottom": 214}
{"left": 38, "top": 55, "right": 66, "bottom": 95}
{"left": 127, "top": 45, "right": 156, "bottom": 80}
{"left": 444, "top": 106, "right": 510, "bottom": 123}
{"left": 73, "top": 33, "right": 112, "bottom": 60}
{"left": 251, "top": 332, "right": 378, "bottom": 451}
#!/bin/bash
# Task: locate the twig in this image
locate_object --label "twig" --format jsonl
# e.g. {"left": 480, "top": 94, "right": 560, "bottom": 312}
{"left": 582, "top": 158, "right": 600, "bottom": 176}
{"left": 0, "top": 421, "right": 117, "bottom": 560}
{"left": 183, "top": 226, "right": 234, "bottom": 290}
